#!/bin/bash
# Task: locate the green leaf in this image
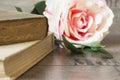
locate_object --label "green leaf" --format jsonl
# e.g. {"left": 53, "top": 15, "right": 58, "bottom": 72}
{"left": 87, "top": 41, "right": 104, "bottom": 48}
{"left": 62, "top": 36, "right": 81, "bottom": 53}
{"left": 71, "top": 41, "right": 104, "bottom": 50}
{"left": 82, "top": 47, "right": 113, "bottom": 59}
{"left": 91, "top": 47, "right": 101, "bottom": 51}
{"left": 15, "top": 6, "right": 23, "bottom": 12}
{"left": 58, "top": 36, "right": 113, "bottom": 59}
{"left": 31, "top": 8, "right": 39, "bottom": 14}
{"left": 98, "top": 49, "right": 113, "bottom": 59}
{"left": 54, "top": 37, "right": 63, "bottom": 45}
{"left": 82, "top": 47, "right": 98, "bottom": 54}
{"left": 31, "top": 1, "right": 46, "bottom": 15}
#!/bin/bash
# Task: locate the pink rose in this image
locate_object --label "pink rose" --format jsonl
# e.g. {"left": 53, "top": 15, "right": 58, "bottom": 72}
{"left": 44, "top": 0, "right": 114, "bottom": 47}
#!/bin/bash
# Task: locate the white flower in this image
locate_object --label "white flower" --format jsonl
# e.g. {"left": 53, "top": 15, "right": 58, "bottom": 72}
{"left": 44, "top": 0, "right": 114, "bottom": 47}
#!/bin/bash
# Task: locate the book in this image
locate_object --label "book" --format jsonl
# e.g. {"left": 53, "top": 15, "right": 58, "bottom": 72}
{"left": 0, "top": 9, "right": 48, "bottom": 45}
{"left": 0, "top": 32, "right": 55, "bottom": 80}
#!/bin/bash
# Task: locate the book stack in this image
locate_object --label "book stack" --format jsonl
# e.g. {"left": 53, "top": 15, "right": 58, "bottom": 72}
{"left": 0, "top": 10, "right": 55, "bottom": 80}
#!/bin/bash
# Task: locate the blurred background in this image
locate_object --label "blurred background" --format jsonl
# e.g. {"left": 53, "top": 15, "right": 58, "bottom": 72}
{"left": 0, "top": 0, "right": 44, "bottom": 12}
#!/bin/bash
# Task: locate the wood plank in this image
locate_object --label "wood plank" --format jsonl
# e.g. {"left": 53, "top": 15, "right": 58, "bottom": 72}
{"left": 37, "top": 46, "right": 120, "bottom": 66}
{"left": 17, "top": 44, "right": 120, "bottom": 80}
{"left": 18, "top": 66, "right": 120, "bottom": 80}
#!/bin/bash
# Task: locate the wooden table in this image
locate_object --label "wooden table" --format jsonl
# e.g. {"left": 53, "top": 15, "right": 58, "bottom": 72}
{"left": 0, "top": 0, "right": 119, "bottom": 80}
{"left": 17, "top": 45, "right": 120, "bottom": 80}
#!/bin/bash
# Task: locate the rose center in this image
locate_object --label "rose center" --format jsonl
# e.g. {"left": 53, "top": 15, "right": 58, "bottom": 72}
{"left": 67, "top": 7, "right": 95, "bottom": 41}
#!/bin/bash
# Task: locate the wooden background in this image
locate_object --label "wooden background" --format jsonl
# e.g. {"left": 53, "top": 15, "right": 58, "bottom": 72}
{"left": 0, "top": 0, "right": 120, "bottom": 80}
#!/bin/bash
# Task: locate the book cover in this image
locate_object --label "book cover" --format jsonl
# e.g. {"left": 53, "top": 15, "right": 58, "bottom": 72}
{"left": 0, "top": 9, "right": 48, "bottom": 45}
{"left": 0, "top": 32, "right": 54, "bottom": 80}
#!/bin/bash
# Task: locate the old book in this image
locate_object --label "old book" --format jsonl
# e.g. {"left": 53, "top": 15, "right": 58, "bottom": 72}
{"left": 0, "top": 32, "right": 54, "bottom": 80}
{"left": 0, "top": 9, "right": 48, "bottom": 45}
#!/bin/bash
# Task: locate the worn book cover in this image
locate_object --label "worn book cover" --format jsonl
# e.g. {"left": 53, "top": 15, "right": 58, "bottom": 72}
{"left": 0, "top": 32, "right": 54, "bottom": 80}
{"left": 0, "top": 9, "right": 48, "bottom": 45}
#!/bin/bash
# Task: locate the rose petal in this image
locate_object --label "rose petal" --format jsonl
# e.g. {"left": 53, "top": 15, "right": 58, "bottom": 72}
{"left": 78, "top": 16, "right": 94, "bottom": 32}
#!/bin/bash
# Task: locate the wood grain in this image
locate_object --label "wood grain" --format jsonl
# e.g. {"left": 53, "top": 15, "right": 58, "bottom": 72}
{"left": 18, "top": 66, "right": 120, "bottom": 80}
{"left": 17, "top": 47, "right": 120, "bottom": 80}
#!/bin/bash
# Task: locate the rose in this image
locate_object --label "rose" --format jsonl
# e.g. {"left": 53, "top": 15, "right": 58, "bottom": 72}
{"left": 44, "top": 0, "right": 114, "bottom": 47}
